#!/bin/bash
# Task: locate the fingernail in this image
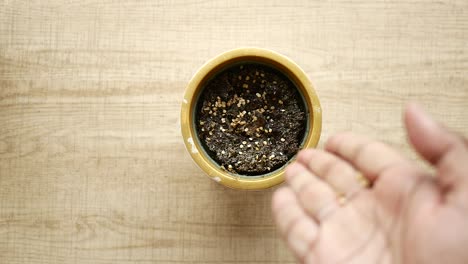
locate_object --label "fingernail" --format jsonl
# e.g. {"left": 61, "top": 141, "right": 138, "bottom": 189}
{"left": 407, "top": 102, "right": 437, "bottom": 129}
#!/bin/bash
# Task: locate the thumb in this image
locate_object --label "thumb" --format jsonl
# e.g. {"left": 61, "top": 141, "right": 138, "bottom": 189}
{"left": 404, "top": 103, "right": 463, "bottom": 165}
{"left": 404, "top": 102, "right": 468, "bottom": 196}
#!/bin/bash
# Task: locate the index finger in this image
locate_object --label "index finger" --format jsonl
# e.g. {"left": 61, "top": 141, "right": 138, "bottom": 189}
{"left": 325, "top": 132, "right": 409, "bottom": 182}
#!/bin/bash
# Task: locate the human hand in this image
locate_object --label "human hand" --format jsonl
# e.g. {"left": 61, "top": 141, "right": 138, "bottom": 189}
{"left": 272, "top": 103, "right": 468, "bottom": 264}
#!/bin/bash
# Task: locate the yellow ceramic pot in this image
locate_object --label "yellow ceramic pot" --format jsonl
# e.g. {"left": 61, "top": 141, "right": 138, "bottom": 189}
{"left": 181, "top": 48, "right": 322, "bottom": 190}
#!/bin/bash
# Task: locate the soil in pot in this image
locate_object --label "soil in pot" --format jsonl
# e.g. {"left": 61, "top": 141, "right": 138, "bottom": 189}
{"left": 196, "top": 63, "right": 306, "bottom": 176}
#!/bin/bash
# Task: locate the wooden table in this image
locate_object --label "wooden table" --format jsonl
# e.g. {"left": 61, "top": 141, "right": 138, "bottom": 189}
{"left": 1, "top": 1, "right": 467, "bottom": 263}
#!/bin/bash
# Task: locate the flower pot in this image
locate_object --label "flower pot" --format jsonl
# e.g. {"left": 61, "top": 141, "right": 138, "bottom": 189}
{"left": 181, "top": 47, "right": 321, "bottom": 190}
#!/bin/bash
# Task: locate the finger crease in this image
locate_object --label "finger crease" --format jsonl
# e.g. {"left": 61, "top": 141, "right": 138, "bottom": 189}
{"left": 297, "top": 180, "right": 314, "bottom": 195}
{"left": 302, "top": 233, "right": 319, "bottom": 263}
{"left": 319, "top": 158, "right": 340, "bottom": 180}
{"left": 351, "top": 141, "right": 374, "bottom": 165}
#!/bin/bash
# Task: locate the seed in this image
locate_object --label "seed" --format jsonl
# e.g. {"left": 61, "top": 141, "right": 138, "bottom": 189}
{"left": 255, "top": 71, "right": 259, "bottom": 75}
{"left": 238, "top": 75, "right": 242, "bottom": 80}
{"left": 201, "top": 128, "right": 205, "bottom": 131}
{"left": 243, "top": 84, "right": 249, "bottom": 89}
{"left": 221, "top": 150, "right": 226, "bottom": 154}
{"left": 269, "top": 154, "right": 275, "bottom": 159}
{"left": 239, "top": 151, "right": 243, "bottom": 154}
{"left": 242, "top": 111, "right": 246, "bottom": 114}
{"left": 213, "top": 112, "right": 217, "bottom": 116}
{"left": 221, "top": 118, "right": 226, "bottom": 123}
{"left": 245, "top": 76, "right": 250, "bottom": 81}
{"left": 255, "top": 141, "right": 259, "bottom": 145}
{"left": 244, "top": 128, "right": 249, "bottom": 132}
{"left": 281, "top": 138, "right": 285, "bottom": 142}
{"left": 242, "top": 141, "right": 247, "bottom": 144}
{"left": 249, "top": 137, "right": 253, "bottom": 141}
{"left": 270, "top": 106, "right": 275, "bottom": 110}
{"left": 263, "top": 141, "right": 267, "bottom": 145}
{"left": 209, "top": 131, "right": 213, "bottom": 136}
{"left": 240, "top": 145, "right": 244, "bottom": 148}
{"left": 260, "top": 73, "right": 265, "bottom": 77}
{"left": 255, "top": 147, "right": 259, "bottom": 150}
{"left": 269, "top": 128, "right": 272, "bottom": 133}
{"left": 228, "top": 165, "right": 233, "bottom": 169}
{"left": 223, "top": 109, "right": 226, "bottom": 113}
{"left": 209, "top": 110, "right": 213, "bottom": 114}
{"left": 278, "top": 100, "right": 283, "bottom": 104}
{"left": 247, "top": 144, "right": 251, "bottom": 147}
{"left": 256, "top": 93, "right": 261, "bottom": 98}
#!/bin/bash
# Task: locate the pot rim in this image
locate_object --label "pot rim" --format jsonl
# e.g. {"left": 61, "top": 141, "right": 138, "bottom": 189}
{"left": 181, "top": 47, "right": 322, "bottom": 190}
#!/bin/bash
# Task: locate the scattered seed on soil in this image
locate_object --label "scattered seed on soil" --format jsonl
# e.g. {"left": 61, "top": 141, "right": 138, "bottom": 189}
{"left": 196, "top": 63, "right": 306, "bottom": 175}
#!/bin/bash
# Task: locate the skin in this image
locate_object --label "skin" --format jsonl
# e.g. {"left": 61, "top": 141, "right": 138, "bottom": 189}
{"left": 272, "top": 103, "right": 468, "bottom": 264}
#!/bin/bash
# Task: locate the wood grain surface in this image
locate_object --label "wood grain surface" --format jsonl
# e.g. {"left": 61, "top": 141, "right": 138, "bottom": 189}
{"left": 1, "top": 1, "right": 467, "bottom": 263}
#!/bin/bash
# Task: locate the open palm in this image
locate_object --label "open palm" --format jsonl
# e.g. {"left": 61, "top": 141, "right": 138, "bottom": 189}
{"left": 272, "top": 104, "right": 468, "bottom": 264}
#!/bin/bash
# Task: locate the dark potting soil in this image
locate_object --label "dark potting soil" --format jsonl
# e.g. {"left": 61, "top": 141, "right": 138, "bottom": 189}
{"left": 196, "top": 63, "right": 306, "bottom": 175}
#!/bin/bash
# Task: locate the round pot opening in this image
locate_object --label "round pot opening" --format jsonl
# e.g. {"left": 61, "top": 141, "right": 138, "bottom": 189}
{"left": 194, "top": 61, "right": 309, "bottom": 177}
{"left": 181, "top": 48, "right": 321, "bottom": 190}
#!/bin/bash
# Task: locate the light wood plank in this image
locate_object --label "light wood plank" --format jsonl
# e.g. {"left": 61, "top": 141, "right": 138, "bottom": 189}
{"left": 0, "top": 0, "right": 467, "bottom": 263}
